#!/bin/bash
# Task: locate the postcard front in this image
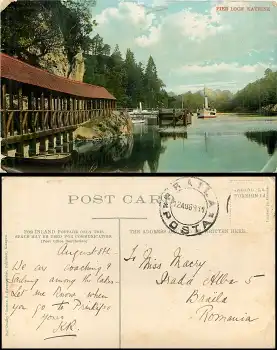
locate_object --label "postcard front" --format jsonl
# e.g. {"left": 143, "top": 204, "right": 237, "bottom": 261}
{"left": 2, "top": 176, "right": 275, "bottom": 348}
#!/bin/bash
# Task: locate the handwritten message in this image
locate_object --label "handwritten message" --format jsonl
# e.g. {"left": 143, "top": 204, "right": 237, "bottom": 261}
{"left": 6, "top": 241, "right": 116, "bottom": 342}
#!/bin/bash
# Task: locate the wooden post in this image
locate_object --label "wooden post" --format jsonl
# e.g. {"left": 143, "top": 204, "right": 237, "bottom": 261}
{"left": 27, "top": 91, "right": 33, "bottom": 132}
{"left": 49, "top": 93, "right": 54, "bottom": 129}
{"left": 62, "top": 97, "right": 66, "bottom": 126}
{"left": 64, "top": 96, "right": 67, "bottom": 125}
{"left": 1, "top": 82, "right": 7, "bottom": 139}
{"left": 78, "top": 98, "right": 81, "bottom": 123}
{"left": 8, "top": 81, "right": 14, "bottom": 136}
{"left": 173, "top": 108, "right": 176, "bottom": 128}
{"left": 74, "top": 98, "right": 77, "bottom": 124}
{"left": 58, "top": 95, "right": 62, "bottom": 127}
{"left": 158, "top": 109, "right": 162, "bottom": 128}
{"left": 73, "top": 98, "right": 75, "bottom": 124}
{"left": 78, "top": 98, "right": 80, "bottom": 123}
{"left": 84, "top": 99, "right": 88, "bottom": 120}
{"left": 82, "top": 99, "right": 85, "bottom": 122}
{"left": 41, "top": 91, "right": 45, "bottom": 130}
{"left": 67, "top": 96, "right": 71, "bottom": 125}
{"left": 77, "top": 98, "right": 79, "bottom": 124}
{"left": 92, "top": 100, "right": 95, "bottom": 118}
{"left": 183, "top": 111, "right": 186, "bottom": 126}
{"left": 18, "top": 85, "right": 23, "bottom": 135}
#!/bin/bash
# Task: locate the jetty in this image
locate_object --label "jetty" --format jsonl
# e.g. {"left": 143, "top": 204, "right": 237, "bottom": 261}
{"left": 158, "top": 108, "right": 192, "bottom": 128}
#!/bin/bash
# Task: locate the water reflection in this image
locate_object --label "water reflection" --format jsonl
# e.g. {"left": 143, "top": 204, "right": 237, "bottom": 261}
{"left": 65, "top": 125, "right": 166, "bottom": 172}
{"left": 3, "top": 118, "right": 277, "bottom": 173}
{"left": 67, "top": 126, "right": 277, "bottom": 172}
{"left": 84, "top": 126, "right": 165, "bottom": 172}
{"left": 67, "top": 135, "right": 135, "bottom": 172}
{"left": 245, "top": 130, "right": 277, "bottom": 156}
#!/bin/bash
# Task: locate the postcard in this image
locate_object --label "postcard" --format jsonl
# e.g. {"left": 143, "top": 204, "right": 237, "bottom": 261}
{"left": 2, "top": 176, "right": 275, "bottom": 348}
{"left": 1, "top": 0, "right": 277, "bottom": 173}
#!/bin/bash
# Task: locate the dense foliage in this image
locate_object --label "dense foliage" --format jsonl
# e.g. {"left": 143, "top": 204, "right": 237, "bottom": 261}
{"left": 1, "top": 0, "right": 97, "bottom": 67}
{"left": 231, "top": 69, "right": 277, "bottom": 113}
{"left": 83, "top": 35, "right": 169, "bottom": 108}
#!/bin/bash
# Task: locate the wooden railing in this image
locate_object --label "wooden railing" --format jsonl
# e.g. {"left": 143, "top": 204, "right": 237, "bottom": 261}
{"left": 1, "top": 108, "right": 112, "bottom": 139}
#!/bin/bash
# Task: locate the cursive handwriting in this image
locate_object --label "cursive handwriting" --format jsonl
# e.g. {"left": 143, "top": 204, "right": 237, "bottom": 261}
{"left": 52, "top": 318, "right": 78, "bottom": 334}
{"left": 57, "top": 243, "right": 111, "bottom": 263}
{"left": 203, "top": 271, "right": 238, "bottom": 286}
{"left": 10, "top": 303, "right": 27, "bottom": 317}
{"left": 8, "top": 273, "right": 39, "bottom": 290}
{"left": 170, "top": 247, "right": 206, "bottom": 277}
{"left": 186, "top": 289, "right": 228, "bottom": 304}
{"left": 195, "top": 304, "right": 259, "bottom": 323}
{"left": 73, "top": 298, "right": 111, "bottom": 316}
{"left": 156, "top": 271, "right": 194, "bottom": 285}
{"left": 7, "top": 240, "right": 115, "bottom": 342}
{"left": 139, "top": 248, "right": 162, "bottom": 270}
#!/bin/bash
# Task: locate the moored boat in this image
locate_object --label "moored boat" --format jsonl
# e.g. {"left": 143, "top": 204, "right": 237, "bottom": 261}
{"left": 131, "top": 118, "right": 145, "bottom": 124}
{"left": 197, "top": 87, "right": 217, "bottom": 118}
{"left": 1, "top": 154, "right": 22, "bottom": 172}
{"left": 2, "top": 153, "right": 72, "bottom": 166}
{"left": 129, "top": 102, "right": 158, "bottom": 117}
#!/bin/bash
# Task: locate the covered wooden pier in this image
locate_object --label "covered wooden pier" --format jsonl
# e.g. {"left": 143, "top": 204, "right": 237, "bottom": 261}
{"left": 0, "top": 53, "right": 116, "bottom": 157}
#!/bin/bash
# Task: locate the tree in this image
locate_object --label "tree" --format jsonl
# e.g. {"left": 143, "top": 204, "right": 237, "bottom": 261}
{"left": 107, "top": 46, "right": 126, "bottom": 105}
{"left": 230, "top": 69, "right": 277, "bottom": 113}
{"left": 1, "top": 0, "right": 97, "bottom": 67}
{"left": 144, "top": 55, "right": 165, "bottom": 108}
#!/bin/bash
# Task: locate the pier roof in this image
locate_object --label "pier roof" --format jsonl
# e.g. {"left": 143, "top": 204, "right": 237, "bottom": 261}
{"left": 0, "top": 53, "right": 116, "bottom": 100}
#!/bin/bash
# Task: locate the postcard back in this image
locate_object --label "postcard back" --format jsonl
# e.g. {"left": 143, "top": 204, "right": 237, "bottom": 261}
{"left": 2, "top": 176, "right": 275, "bottom": 348}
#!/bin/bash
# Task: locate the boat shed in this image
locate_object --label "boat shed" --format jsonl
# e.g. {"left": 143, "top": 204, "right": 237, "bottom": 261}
{"left": 0, "top": 53, "right": 116, "bottom": 140}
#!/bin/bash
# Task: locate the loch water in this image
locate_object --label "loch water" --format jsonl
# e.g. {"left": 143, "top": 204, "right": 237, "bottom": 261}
{"left": 5, "top": 114, "right": 277, "bottom": 173}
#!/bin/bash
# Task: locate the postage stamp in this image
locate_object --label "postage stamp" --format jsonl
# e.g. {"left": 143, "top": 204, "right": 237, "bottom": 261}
{"left": 159, "top": 177, "right": 219, "bottom": 236}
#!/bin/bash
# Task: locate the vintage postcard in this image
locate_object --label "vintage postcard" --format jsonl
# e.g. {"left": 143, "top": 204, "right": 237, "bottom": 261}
{"left": 1, "top": 0, "right": 277, "bottom": 173}
{"left": 2, "top": 176, "right": 275, "bottom": 348}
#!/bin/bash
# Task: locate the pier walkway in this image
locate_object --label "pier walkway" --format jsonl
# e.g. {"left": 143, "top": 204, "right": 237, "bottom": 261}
{"left": 0, "top": 53, "right": 116, "bottom": 157}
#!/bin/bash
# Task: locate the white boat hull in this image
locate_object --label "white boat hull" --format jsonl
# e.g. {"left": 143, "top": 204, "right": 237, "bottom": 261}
{"left": 132, "top": 119, "right": 145, "bottom": 124}
{"left": 197, "top": 108, "right": 216, "bottom": 118}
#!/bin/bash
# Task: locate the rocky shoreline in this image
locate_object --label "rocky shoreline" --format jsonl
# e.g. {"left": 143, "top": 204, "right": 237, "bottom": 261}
{"left": 261, "top": 104, "right": 277, "bottom": 116}
{"left": 73, "top": 110, "right": 133, "bottom": 141}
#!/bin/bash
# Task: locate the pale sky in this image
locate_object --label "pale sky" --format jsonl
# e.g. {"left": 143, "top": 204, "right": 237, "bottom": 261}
{"left": 92, "top": 0, "right": 277, "bottom": 94}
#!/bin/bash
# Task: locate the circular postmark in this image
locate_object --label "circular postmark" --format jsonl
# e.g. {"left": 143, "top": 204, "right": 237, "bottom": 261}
{"left": 159, "top": 177, "right": 219, "bottom": 236}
